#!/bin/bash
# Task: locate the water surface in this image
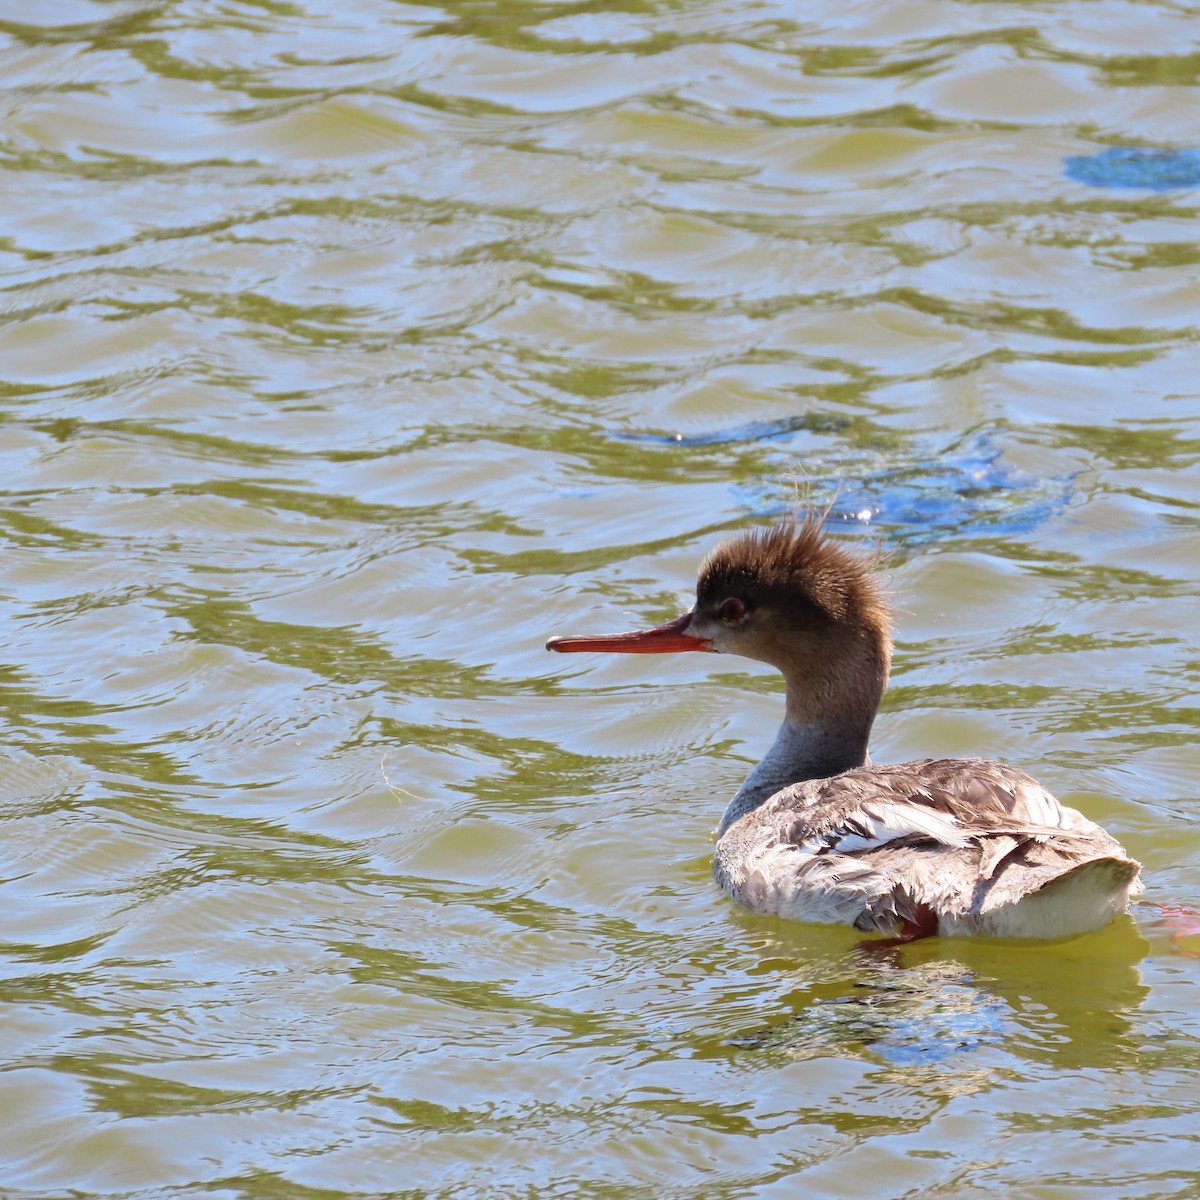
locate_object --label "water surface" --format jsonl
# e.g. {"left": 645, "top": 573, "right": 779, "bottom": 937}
{"left": 2, "top": 1, "right": 1199, "bottom": 1196}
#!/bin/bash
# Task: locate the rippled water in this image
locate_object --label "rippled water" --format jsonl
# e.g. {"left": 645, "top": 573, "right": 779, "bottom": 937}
{"left": 3, "top": 1, "right": 1200, "bottom": 1196}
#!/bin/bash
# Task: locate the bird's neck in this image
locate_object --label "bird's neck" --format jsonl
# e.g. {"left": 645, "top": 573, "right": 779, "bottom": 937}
{"left": 717, "top": 702, "right": 873, "bottom": 837}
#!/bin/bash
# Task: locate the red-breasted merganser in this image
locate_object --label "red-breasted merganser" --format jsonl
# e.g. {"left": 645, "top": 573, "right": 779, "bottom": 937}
{"left": 547, "top": 516, "right": 1142, "bottom": 941}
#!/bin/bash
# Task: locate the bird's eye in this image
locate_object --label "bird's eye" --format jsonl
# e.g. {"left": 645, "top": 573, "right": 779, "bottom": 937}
{"left": 720, "top": 597, "right": 747, "bottom": 624}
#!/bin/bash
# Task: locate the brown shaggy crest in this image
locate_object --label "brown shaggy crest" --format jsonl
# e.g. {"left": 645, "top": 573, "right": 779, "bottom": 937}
{"left": 697, "top": 515, "right": 891, "bottom": 634}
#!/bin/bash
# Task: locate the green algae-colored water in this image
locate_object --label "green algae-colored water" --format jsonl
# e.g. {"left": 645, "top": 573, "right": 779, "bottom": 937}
{"left": 2, "top": 2, "right": 1199, "bottom": 1196}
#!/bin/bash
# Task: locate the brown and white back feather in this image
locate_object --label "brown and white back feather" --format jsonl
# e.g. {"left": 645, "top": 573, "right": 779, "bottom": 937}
{"left": 714, "top": 757, "right": 1142, "bottom": 938}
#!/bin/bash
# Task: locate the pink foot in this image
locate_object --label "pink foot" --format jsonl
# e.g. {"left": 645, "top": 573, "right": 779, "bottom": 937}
{"left": 858, "top": 904, "right": 939, "bottom": 953}
{"left": 1156, "top": 904, "right": 1200, "bottom": 958}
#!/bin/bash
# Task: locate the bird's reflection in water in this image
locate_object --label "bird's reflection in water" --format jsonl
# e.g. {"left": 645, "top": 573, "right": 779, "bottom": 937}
{"left": 732, "top": 960, "right": 1009, "bottom": 1066}
{"left": 730, "top": 917, "right": 1150, "bottom": 1071}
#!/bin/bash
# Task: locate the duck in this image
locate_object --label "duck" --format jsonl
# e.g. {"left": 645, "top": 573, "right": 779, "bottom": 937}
{"left": 546, "top": 515, "right": 1142, "bottom": 942}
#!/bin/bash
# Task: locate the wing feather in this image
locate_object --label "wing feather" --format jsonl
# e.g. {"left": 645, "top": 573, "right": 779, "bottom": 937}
{"left": 714, "top": 756, "right": 1141, "bottom": 936}
{"left": 765, "top": 757, "right": 1075, "bottom": 854}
